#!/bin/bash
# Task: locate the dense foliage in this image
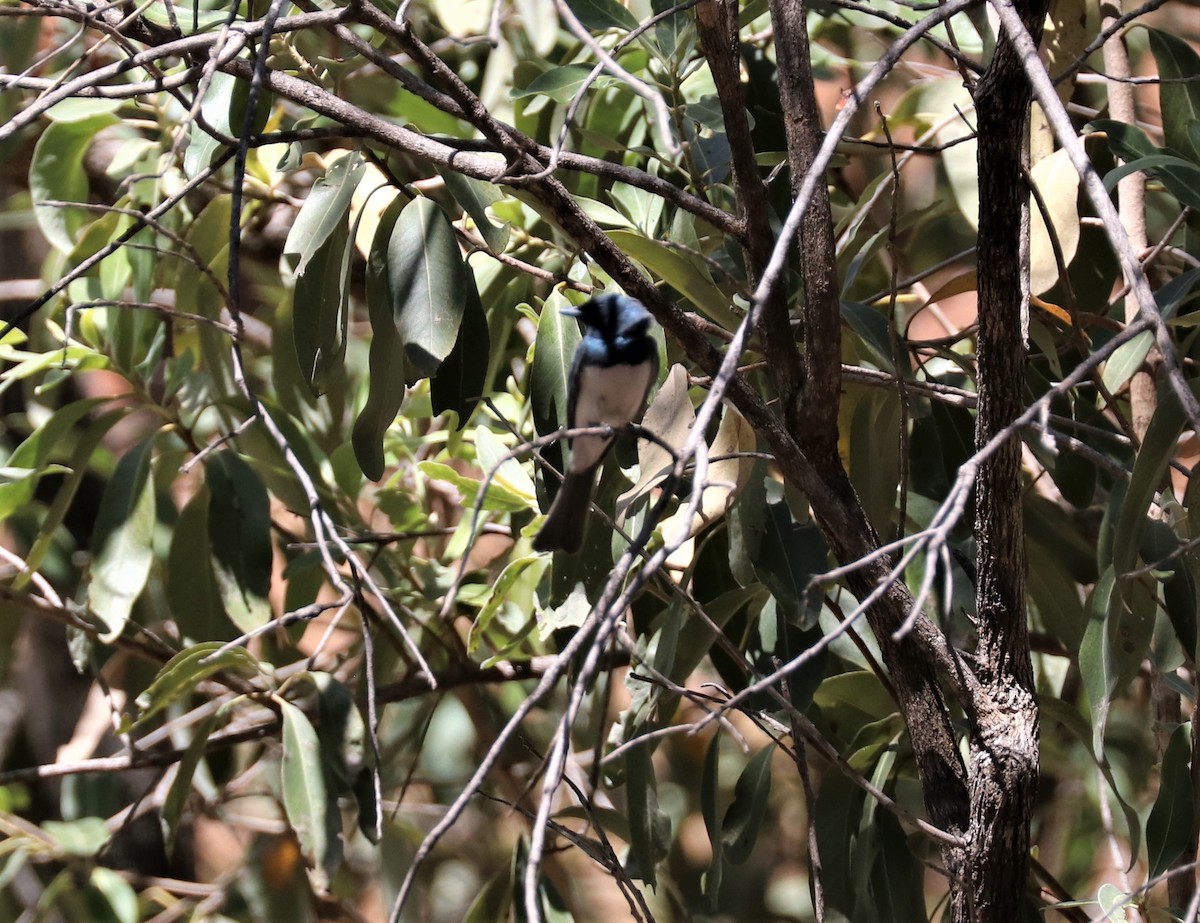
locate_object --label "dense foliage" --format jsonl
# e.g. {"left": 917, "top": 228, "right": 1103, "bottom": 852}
{"left": 0, "top": 0, "right": 1199, "bottom": 920}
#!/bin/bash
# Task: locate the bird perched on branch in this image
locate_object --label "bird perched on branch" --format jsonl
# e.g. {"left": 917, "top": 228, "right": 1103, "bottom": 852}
{"left": 533, "top": 293, "right": 659, "bottom": 554}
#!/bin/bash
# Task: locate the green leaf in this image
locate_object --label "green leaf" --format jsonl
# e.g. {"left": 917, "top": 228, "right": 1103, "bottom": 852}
{"left": 184, "top": 72, "right": 235, "bottom": 177}
{"left": 127, "top": 642, "right": 260, "bottom": 731}
{"left": 206, "top": 450, "right": 273, "bottom": 634}
{"left": 0, "top": 397, "right": 104, "bottom": 521}
{"left": 284, "top": 153, "right": 365, "bottom": 277}
{"left": 87, "top": 867, "right": 138, "bottom": 923}
{"left": 166, "top": 485, "right": 237, "bottom": 642}
{"left": 511, "top": 64, "right": 596, "bottom": 102}
{"left": 700, "top": 734, "right": 723, "bottom": 909}
{"left": 530, "top": 294, "right": 581, "bottom": 486}
{"left": 430, "top": 276, "right": 490, "bottom": 426}
{"left": 607, "top": 230, "right": 739, "bottom": 327}
{"left": 280, "top": 700, "right": 342, "bottom": 891}
{"left": 175, "top": 194, "right": 235, "bottom": 393}
{"left": 13, "top": 409, "right": 126, "bottom": 589}
{"left": 42, "top": 818, "right": 110, "bottom": 858}
{"left": 721, "top": 744, "right": 775, "bottom": 864}
{"left": 1103, "top": 154, "right": 1200, "bottom": 209}
{"left": 388, "top": 197, "right": 470, "bottom": 381}
{"left": 468, "top": 555, "right": 549, "bottom": 655}
{"left": 161, "top": 714, "right": 219, "bottom": 857}
{"left": 353, "top": 196, "right": 408, "bottom": 481}
{"left": 753, "top": 506, "right": 828, "bottom": 629}
{"left": 624, "top": 742, "right": 670, "bottom": 885}
{"left": 566, "top": 0, "right": 638, "bottom": 30}
{"left": 1079, "top": 565, "right": 1118, "bottom": 752}
{"left": 88, "top": 436, "right": 157, "bottom": 641}
{"left": 1146, "top": 724, "right": 1194, "bottom": 877}
{"left": 310, "top": 673, "right": 368, "bottom": 793}
{"left": 475, "top": 425, "right": 537, "bottom": 506}
{"left": 1101, "top": 330, "right": 1155, "bottom": 395}
{"left": 30, "top": 113, "right": 118, "bottom": 252}
{"left": 870, "top": 810, "right": 925, "bottom": 920}
{"left": 462, "top": 863, "right": 514, "bottom": 923}
{"left": 841, "top": 301, "right": 896, "bottom": 371}
{"left": 1105, "top": 271, "right": 1200, "bottom": 429}
{"left": 419, "top": 460, "right": 533, "bottom": 512}
{"left": 291, "top": 214, "right": 352, "bottom": 396}
{"left": 1147, "top": 29, "right": 1200, "bottom": 163}
{"left": 439, "top": 169, "right": 510, "bottom": 253}
{"left": 850, "top": 389, "right": 901, "bottom": 535}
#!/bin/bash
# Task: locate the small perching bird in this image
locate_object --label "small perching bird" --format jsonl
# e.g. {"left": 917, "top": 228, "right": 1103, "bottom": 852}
{"left": 533, "top": 294, "right": 659, "bottom": 554}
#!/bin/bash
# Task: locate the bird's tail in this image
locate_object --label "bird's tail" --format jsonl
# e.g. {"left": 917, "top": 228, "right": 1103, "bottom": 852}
{"left": 532, "top": 466, "right": 598, "bottom": 554}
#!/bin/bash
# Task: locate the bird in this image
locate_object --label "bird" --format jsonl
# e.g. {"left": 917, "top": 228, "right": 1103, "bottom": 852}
{"left": 533, "top": 293, "right": 659, "bottom": 554}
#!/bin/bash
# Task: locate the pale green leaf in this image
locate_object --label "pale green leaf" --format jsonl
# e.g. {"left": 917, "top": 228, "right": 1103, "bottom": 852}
{"left": 30, "top": 113, "right": 118, "bottom": 252}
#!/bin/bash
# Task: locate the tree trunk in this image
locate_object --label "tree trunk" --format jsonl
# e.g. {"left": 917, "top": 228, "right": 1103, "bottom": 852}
{"left": 969, "top": 0, "right": 1048, "bottom": 916}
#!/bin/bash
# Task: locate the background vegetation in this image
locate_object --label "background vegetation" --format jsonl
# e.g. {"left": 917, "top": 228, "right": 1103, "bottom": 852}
{"left": 0, "top": 0, "right": 1199, "bottom": 920}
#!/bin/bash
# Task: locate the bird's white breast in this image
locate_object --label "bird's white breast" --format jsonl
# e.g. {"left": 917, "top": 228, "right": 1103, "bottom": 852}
{"left": 569, "top": 362, "right": 656, "bottom": 472}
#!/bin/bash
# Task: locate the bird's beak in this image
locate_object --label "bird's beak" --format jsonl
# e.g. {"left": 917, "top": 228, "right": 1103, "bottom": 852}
{"left": 559, "top": 306, "right": 582, "bottom": 319}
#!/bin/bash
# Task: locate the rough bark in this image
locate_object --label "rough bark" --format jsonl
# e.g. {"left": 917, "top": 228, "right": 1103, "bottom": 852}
{"left": 769, "top": 0, "right": 845, "bottom": 462}
{"left": 970, "top": 0, "right": 1048, "bottom": 916}
{"left": 694, "top": 0, "right": 803, "bottom": 412}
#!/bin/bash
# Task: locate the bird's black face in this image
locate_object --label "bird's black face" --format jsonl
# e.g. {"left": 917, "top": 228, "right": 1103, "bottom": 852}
{"left": 572, "top": 293, "right": 652, "bottom": 342}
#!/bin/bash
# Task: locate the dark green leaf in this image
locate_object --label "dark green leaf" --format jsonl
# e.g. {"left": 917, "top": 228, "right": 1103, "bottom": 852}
{"left": 1147, "top": 29, "right": 1200, "bottom": 163}
{"left": 530, "top": 295, "right": 582, "bottom": 484}
{"left": 388, "top": 197, "right": 470, "bottom": 381}
{"left": 0, "top": 397, "right": 104, "bottom": 521}
{"left": 291, "top": 215, "right": 352, "bottom": 396}
{"left": 870, "top": 810, "right": 925, "bottom": 921}
{"left": 310, "top": 673, "right": 368, "bottom": 793}
{"left": 161, "top": 714, "right": 218, "bottom": 857}
{"left": 353, "top": 196, "right": 408, "bottom": 481}
{"left": 88, "top": 436, "right": 157, "bottom": 640}
{"left": 167, "top": 485, "right": 237, "bottom": 642}
{"left": 1079, "top": 565, "right": 1118, "bottom": 752}
{"left": 566, "top": 0, "right": 638, "bottom": 30}
{"left": 430, "top": 276, "right": 490, "bottom": 426}
{"left": 700, "top": 734, "right": 723, "bottom": 910}
{"left": 842, "top": 301, "right": 896, "bottom": 370}
{"left": 206, "top": 450, "right": 273, "bottom": 634}
{"left": 721, "top": 744, "right": 774, "bottom": 864}
{"left": 462, "top": 864, "right": 514, "bottom": 923}
{"left": 624, "top": 743, "right": 670, "bottom": 885}
{"left": 607, "top": 229, "right": 739, "bottom": 327}
{"left": 1147, "top": 724, "right": 1194, "bottom": 877}
{"left": 753, "top": 505, "right": 828, "bottom": 629}
{"left": 1102, "top": 154, "right": 1200, "bottom": 209}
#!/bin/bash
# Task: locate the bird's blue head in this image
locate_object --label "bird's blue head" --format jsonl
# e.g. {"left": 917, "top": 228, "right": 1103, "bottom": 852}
{"left": 563, "top": 293, "right": 654, "bottom": 342}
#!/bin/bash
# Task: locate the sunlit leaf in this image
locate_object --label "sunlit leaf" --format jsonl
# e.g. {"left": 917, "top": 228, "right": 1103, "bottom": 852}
{"left": 280, "top": 699, "right": 342, "bottom": 891}
{"left": 30, "top": 113, "right": 118, "bottom": 252}
{"left": 608, "top": 230, "right": 739, "bottom": 327}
